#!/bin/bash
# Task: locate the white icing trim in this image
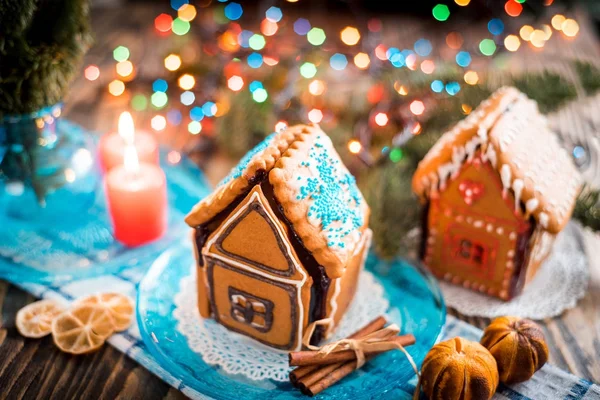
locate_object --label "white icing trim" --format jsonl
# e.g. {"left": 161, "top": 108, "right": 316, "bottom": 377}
{"left": 512, "top": 179, "right": 524, "bottom": 212}
{"left": 203, "top": 190, "right": 308, "bottom": 351}
{"left": 539, "top": 212, "right": 549, "bottom": 228}
{"left": 501, "top": 164, "right": 511, "bottom": 198}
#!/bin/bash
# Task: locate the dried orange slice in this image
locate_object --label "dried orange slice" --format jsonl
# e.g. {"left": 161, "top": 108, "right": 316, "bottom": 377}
{"left": 16, "top": 299, "right": 65, "bottom": 338}
{"left": 52, "top": 305, "right": 115, "bottom": 354}
{"left": 74, "top": 293, "right": 134, "bottom": 331}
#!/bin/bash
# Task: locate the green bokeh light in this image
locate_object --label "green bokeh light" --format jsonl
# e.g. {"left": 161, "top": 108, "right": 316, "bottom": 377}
{"left": 300, "top": 62, "right": 317, "bottom": 78}
{"left": 151, "top": 91, "right": 168, "bottom": 108}
{"left": 389, "top": 148, "right": 403, "bottom": 163}
{"left": 113, "top": 46, "right": 130, "bottom": 62}
{"left": 252, "top": 88, "right": 268, "bottom": 103}
{"left": 432, "top": 4, "right": 450, "bottom": 22}
{"left": 307, "top": 28, "right": 326, "bottom": 46}
{"left": 249, "top": 34, "right": 266, "bottom": 50}
{"left": 131, "top": 94, "right": 148, "bottom": 111}
{"left": 479, "top": 39, "right": 497, "bottom": 56}
{"left": 172, "top": 18, "right": 190, "bottom": 36}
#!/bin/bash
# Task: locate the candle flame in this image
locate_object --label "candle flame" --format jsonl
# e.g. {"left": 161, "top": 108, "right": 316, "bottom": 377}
{"left": 118, "top": 111, "right": 135, "bottom": 145}
{"left": 123, "top": 145, "right": 140, "bottom": 173}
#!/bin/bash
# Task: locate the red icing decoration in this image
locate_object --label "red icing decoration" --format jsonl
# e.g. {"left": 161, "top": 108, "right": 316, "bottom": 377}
{"left": 459, "top": 180, "right": 485, "bottom": 205}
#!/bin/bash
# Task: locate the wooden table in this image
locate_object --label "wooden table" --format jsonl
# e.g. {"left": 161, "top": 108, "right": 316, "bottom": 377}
{"left": 1, "top": 3, "right": 599, "bottom": 399}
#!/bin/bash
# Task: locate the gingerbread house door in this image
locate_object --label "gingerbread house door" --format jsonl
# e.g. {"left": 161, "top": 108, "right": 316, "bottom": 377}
{"left": 202, "top": 188, "right": 308, "bottom": 350}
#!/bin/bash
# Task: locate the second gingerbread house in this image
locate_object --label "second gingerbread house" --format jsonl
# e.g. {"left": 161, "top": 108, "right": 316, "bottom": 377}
{"left": 412, "top": 87, "right": 582, "bottom": 300}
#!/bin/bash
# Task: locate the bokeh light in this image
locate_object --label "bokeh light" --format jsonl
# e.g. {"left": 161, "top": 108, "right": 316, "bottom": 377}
{"left": 180, "top": 91, "right": 195, "bottom": 105}
{"left": 445, "top": 82, "right": 461, "bottom": 96}
{"left": 167, "top": 151, "right": 181, "bottom": 165}
{"left": 202, "top": 101, "right": 217, "bottom": 117}
{"left": 420, "top": 60, "right": 435, "bottom": 74}
{"left": 520, "top": 28, "right": 533, "bottom": 46}
{"left": 414, "top": 39, "right": 432, "bottom": 56}
{"left": 108, "top": 80, "right": 125, "bottom": 96}
{"left": 188, "top": 121, "right": 202, "bottom": 135}
{"left": 247, "top": 52, "right": 264, "bottom": 68}
{"left": 116, "top": 60, "right": 134, "bottom": 77}
{"left": 155, "top": 14, "right": 172, "bottom": 33}
{"left": 488, "top": 19, "right": 504, "bottom": 35}
{"left": 308, "top": 108, "right": 323, "bottom": 123}
{"left": 446, "top": 32, "right": 464, "bottom": 49}
{"left": 253, "top": 88, "right": 268, "bottom": 103}
{"left": 530, "top": 30, "right": 546, "bottom": 48}
{"left": 178, "top": 4, "right": 197, "bottom": 22}
{"left": 410, "top": 100, "right": 425, "bottom": 116}
{"left": 542, "top": 24, "right": 553, "bottom": 40}
{"left": 224, "top": 2, "right": 243, "bottom": 20}
{"left": 261, "top": 20, "right": 278, "bottom": 36}
{"left": 432, "top": 4, "right": 450, "bottom": 21}
{"left": 374, "top": 112, "right": 389, "bottom": 126}
{"left": 228, "top": 75, "right": 244, "bottom": 91}
{"left": 464, "top": 70, "right": 479, "bottom": 85}
{"left": 151, "top": 115, "right": 167, "bottom": 131}
{"left": 249, "top": 81, "right": 264, "bottom": 93}
{"left": 84, "top": 65, "right": 100, "bottom": 81}
{"left": 294, "top": 18, "right": 311, "bottom": 35}
{"left": 552, "top": 14, "right": 566, "bottom": 31}
{"left": 348, "top": 140, "right": 362, "bottom": 154}
{"left": 151, "top": 91, "right": 168, "bottom": 108}
{"left": 178, "top": 74, "right": 195, "bottom": 90}
{"left": 307, "top": 28, "right": 326, "bottom": 46}
{"left": 265, "top": 6, "right": 282, "bottom": 22}
{"left": 330, "top": 53, "right": 348, "bottom": 70}
{"left": 505, "top": 0, "right": 523, "bottom": 17}
{"left": 455, "top": 0, "right": 470, "bottom": 5}
{"left": 167, "top": 109, "right": 182, "bottom": 125}
{"left": 431, "top": 80, "right": 444, "bottom": 93}
{"left": 504, "top": 35, "right": 521, "bottom": 51}
{"left": 354, "top": 53, "right": 370, "bottom": 69}
{"left": 309, "top": 80, "right": 325, "bottom": 96}
{"left": 300, "top": 62, "right": 317, "bottom": 78}
{"left": 172, "top": 18, "right": 190, "bottom": 35}
{"left": 171, "top": 0, "right": 187, "bottom": 11}
{"left": 275, "top": 121, "right": 288, "bottom": 132}
{"left": 113, "top": 46, "right": 130, "bottom": 62}
{"left": 190, "top": 107, "right": 204, "bottom": 121}
{"left": 131, "top": 94, "right": 148, "bottom": 111}
{"left": 455, "top": 51, "right": 471, "bottom": 67}
{"left": 341, "top": 27, "right": 361, "bottom": 46}
{"left": 153, "top": 79, "right": 168, "bottom": 92}
{"left": 389, "top": 148, "right": 403, "bottom": 163}
{"left": 562, "top": 19, "right": 579, "bottom": 37}
{"left": 164, "top": 54, "right": 182, "bottom": 71}
{"left": 249, "top": 34, "right": 266, "bottom": 50}
{"left": 479, "top": 39, "right": 497, "bottom": 56}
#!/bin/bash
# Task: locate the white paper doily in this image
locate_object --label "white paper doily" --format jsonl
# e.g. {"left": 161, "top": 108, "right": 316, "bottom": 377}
{"left": 441, "top": 222, "right": 589, "bottom": 319}
{"left": 174, "top": 269, "right": 389, "bottom": 382}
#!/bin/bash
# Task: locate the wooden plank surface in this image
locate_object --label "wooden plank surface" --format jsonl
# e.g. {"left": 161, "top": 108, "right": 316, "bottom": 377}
{"left": 1, "top": 3, "right": 599, "bottom": 399}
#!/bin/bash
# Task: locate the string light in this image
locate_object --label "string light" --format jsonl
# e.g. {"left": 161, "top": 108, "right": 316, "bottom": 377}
{"left": 84, "top": 65, "right": 100, "bottom": 81}
{"left": 410, "top": 100, "right": 425, "bottom": 115}
{"left": 504, "top": 35, "right": 521, "bottom": 51}
{"left": 228, "top": 75, "right": 244, "bottom": 91}
{"left": 164, "top": 54, "right": 182, "bottom": 71}
{"left": 108, "top": 80, "right": 125, "bottom": 96}
{"left": 348, "top": 140, "right": 362, "bottom": 154}
{"left": 562, "top": 19, "right": 579, "bottom": 37}
{"left": 354, "top": 53, "right": 370, "bottom": 69}
{"left": 552, "top": 14, "right": 566, "bottom": 31}
{"left": 151, "top": 115, "right": 167, "bottom": 131}
{"left": 178, "top": 74, "right": 195, "bottom": 90}
{"left": 308, "top": 80, "right": 325, "bottom": 95}
{"left": 308, "top": 108, "right": 323, "bottom": 123}
{"left": 341, "top": 27, "right": 360, "bottom": 46}
{"left": 374, "top": 112, "right": 389, "bottom": 126}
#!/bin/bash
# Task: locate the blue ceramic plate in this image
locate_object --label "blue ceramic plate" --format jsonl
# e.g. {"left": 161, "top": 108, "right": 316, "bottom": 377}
{"left": 0, "top": 120, "right": 212, "bottom": 285}
{"left": 137, "top": 241, "right": 446, "bottom": 399}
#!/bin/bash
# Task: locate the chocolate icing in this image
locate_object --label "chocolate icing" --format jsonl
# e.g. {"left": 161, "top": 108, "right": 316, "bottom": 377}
{"left": 193, "top": 170, "right": 330, "bottom": 345}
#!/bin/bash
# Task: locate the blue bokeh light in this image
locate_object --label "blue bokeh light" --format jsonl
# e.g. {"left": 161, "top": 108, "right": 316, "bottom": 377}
{"left": 152, "top": 79, "right": 168, "bottom": 93}
{"left": 249, "top": 81, "right": 263, "bottom": 93}
{"left": 431, "top": 80, "right": 444, "bottom": 93}
{"left": 294, "top": 18, "right": 311, "bottom": 35}
{"left": 167, "top": 109, "right": 182, "bottom": 125}
{"left": 445, "top": 81, "right": 461, "bottom": 96}
{"left": 414, "top": 39, "right": 432, "bottom": 57}
{"left": 202, "top": 101, "right": 216, "bottom": 117}
{"left": 238, "top": 30, "right": 254, "bottom": 48}
{"left": 224, "top": 2, "right": 243, "bottom": 21}
{"left": 247, "top": 52, "right": 263, "bottom": 68}
{"left": 330, "top": 53, "right": 348, "bottom": 70}
{"left": 170, "top": 0, "right": 188, "bottom": 11}
{"left": 455, "top": 51, "right": 472, "bottom": 67}
{"left": 265, "top": 6, "right": 282, "bottom": 22}
{"left": 190, "top": 107, "right": 204, "bottom": 121}
{"left": 488, "top": 18, "right": 505, "bottom": 35}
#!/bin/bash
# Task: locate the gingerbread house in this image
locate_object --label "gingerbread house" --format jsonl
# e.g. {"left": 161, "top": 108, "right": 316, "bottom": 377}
{"left": 185, "top": 125, "right": 371, "bottom": 351}
{"left": 412, "top": 87, "right": 582, "bottom": 301}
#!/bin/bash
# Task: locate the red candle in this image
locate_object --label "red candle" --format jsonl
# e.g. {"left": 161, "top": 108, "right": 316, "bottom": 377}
{"left": 99, "top": 112, "right": 159, "bottom": 172}
{"left": 105, "top": 146, "right": 168, "bottom": 247}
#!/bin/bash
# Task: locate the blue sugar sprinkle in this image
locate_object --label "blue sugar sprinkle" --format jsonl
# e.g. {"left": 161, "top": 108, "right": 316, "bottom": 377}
{"left": 295, "top": 135, "right": 365, "bottom": 250}
{"left": 219, "top": 133, "right": 276, "bottom": 186}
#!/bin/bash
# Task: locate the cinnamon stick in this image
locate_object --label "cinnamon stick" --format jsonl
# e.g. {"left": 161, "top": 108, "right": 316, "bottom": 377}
{"left": 289, "top": 316, "right": 386, "bottom": 385}
{"left": 302, "top": 336, "right": 417, "bottom": 396}
{"left": 289, "top": 334, "right": 416, "bottom": 366}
